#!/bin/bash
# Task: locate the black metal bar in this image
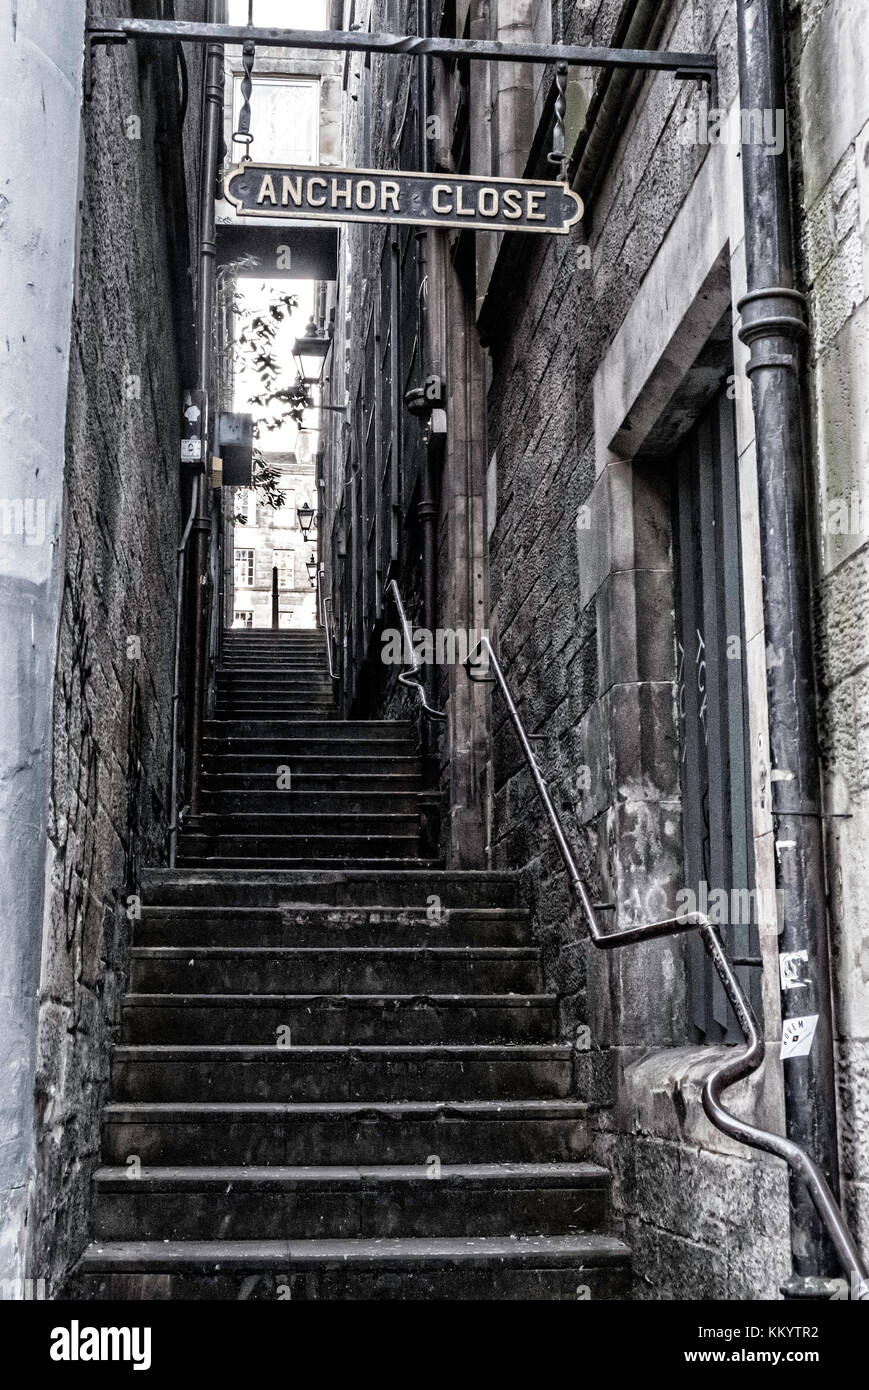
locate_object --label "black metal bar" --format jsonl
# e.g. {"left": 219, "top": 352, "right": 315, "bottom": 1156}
{"left": 464, "top": 635, "right": 868, "bottom": 1297}
{"left": 736, "top": 0, "right": 840, "bottom": 1297}
{"left": 415, "top": 0, "right": 439, "bottom": 738}
{"left": 186, "top": 13, "right": 224, "bottom": 817}
{"left": 85, "top": 20, "right": 716, "bottom": 75}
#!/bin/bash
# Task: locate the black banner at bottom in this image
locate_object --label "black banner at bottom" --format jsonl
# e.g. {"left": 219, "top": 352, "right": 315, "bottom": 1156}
{"left": 0, "top": 1296, "right": 861, "bottom": 1377}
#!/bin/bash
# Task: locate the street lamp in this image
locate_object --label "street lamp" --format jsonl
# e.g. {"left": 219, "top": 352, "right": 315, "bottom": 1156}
{"left": 292, "top": 317, "right": 330, "bottom": 387}
{"left": 305, "top": 554, "right": 318, "bottom": 587}
{"left": 297, "top": 501, "right": 316, "bottom": 540}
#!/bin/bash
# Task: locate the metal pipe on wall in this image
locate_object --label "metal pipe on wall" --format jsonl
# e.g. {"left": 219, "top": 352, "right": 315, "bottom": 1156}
{"left": 735, "top": 0, "right": 841, "bottom": 1295}
{"left": 169, "top": 473, "right": 200, "bottom": 867}
{"left": 416, "top": 0, "right": 438, "bottom": 721}
{"left": 187, "top": 0, "right": 225, "bottom": 816}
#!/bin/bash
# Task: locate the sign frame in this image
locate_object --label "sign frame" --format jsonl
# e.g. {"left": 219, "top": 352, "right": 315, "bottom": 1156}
{"left": 224, "top": 162, "right": 584, "bottom": 236}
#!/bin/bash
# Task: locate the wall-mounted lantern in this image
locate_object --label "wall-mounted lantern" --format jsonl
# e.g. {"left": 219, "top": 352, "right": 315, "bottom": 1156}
{"left": 297, "top": 501, "right": 316, "bottom": 541}
{"left": 292, "top": 318, "right": 331, "bottom": 387}
{"left": 305, "top": 554, "right": 318, "bottom": 586}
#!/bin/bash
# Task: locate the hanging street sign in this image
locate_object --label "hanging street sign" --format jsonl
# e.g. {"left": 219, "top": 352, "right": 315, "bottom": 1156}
{"left": 225, "top": 163, "right": 584, "bottom": 235}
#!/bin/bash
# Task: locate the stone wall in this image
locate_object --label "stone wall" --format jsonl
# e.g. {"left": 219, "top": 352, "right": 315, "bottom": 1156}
{"left": 790, "top": 0, "right": 869, "bottom": 1256}
{"left": 483, "top": 0, "right": 793, "bottom": 1299}
{"left": 29, "top": 0, "right": 204, "bottom": 1292}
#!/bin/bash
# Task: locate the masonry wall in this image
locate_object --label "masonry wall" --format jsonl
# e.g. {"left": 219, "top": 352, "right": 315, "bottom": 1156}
{"left": 791, "top": 0, "right": 869, "bottom": 1258}
{"left": 29, "top": 0, "right": 204, "bottom": 1291}
{"left": 483, "top": 0, "right": 793, "bottom": 1299}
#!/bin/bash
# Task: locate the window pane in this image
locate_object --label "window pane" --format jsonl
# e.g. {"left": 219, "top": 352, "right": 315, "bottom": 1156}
{"left": 227, "top": 1, "right": 329, "bottom": 28}
{"left": 232, "top": 76, "right": 320, "bottom": 164}
{"left": 234, "top": 548, "right": 255, "bottom": 588}
{"left": 275, "top": 550, "right": 295, "bottom": 588}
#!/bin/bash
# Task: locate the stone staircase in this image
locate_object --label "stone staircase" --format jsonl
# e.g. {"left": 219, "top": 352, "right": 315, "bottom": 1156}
{"left": 73, "top": 629, "right": 631, "bottom": 1299}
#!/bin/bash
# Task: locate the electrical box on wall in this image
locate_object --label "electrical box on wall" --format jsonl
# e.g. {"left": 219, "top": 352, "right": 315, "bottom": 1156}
{"left": 217, "top": 412, "right": 254, "bottom": 486}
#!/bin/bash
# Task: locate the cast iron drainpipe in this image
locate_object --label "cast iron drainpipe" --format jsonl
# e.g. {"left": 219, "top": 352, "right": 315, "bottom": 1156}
{"left": 186, "top": 4, "right": 224, "bottom": 817}
{"left": 466, "top": 637, "right": 868, "bottom": 1297}
{"left": 416, "top": 0, "right": 437, "bottom": 663}
{"left": 168, "top": 473, "right": 200, "bottom": 867}
{"left": 736, "top": 0, "right": 844, "bottom": 1296}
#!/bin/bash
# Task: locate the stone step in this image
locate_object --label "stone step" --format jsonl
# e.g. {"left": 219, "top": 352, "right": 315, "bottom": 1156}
{"left": 90, "top": 1162, "right": 609, "bottom": 1241}
{"left": 176, "top": 831, "right": 423, "bottom": 861}
{"left": 183, "top": 811, "right": 419, "bottom": 828}
{"left": 201, "top": 756, "right": 422, "bottom": 779}
{"left": 204, "top": 719, "right": 414, "bottom": 740}
{"left": 199, "top": 790, "right": 421, "bottom": 815}
{"left": 110, "top": 1043, "right": 572, "bottom": 1102}
{"left": 175, "top": 857, "right": 444, "bottom": 871}
{"left": 128, "top": 947, "right": 543, "bottom": 996}
{"left": 215, "top": 688, "right": 336, "bottom": 700}
{"left": 101, "top": 1099, "right": 587, "bottom": 1164}
{"left": 135, "top": 904, "right": 531, "bottom": 948}
{"left": 222, "top": 634, "right": 325, "bottom": 643}
{"left": 214, "top": 702, "right": 338, "bottom": 712}
{"left": 216, "top": 698, "right": 335, "bottom": 709}
{"left": 218, "top": 667, "right": 330, "bottom": 678}
{"left": 139, "top": 868, "right": 523, "bottom": 910}
{"left": 202, "top": 739, "right": 418, "bottom": 759}
{"left": 74, "top": 1232, "right": 631, "bottom": 1300}
{"left": 121, "top": 993, "right": 558, "bottom": 1044}
{"left": 222, "top": 636, "right": 325, "bottom": 642}
{"left": 215, "top": 695, "right": 336, "bottom": 707}
{"left": 217, "top": 672, "right": 335, "bottom": 685}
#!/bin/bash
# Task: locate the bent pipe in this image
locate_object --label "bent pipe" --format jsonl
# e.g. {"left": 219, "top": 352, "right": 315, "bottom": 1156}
{"left": 465, "top": 636, "right": 868, "bottom": 1295}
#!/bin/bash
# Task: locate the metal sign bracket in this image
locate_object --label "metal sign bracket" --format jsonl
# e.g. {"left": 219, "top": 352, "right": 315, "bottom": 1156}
{"left": 84, "top": 20, "right": 717, "bottom": 103}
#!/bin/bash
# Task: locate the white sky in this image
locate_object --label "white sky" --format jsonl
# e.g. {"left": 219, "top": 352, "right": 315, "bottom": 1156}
{"left": 227, "top": 0, "right": 329, "bottom": 27}
{"left": 226, "top": 0, "right": 329, "bottom": 452}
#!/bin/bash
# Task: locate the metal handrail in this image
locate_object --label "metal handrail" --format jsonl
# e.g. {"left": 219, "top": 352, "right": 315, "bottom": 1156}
{"left": 387, "top": 579, "right": 447, "bottom": 722}
{"left": 465, "top": 634, "right": 868, "bottom": 1296}
{"left": 316, "top": 570, "right": 338, "bottom": 682}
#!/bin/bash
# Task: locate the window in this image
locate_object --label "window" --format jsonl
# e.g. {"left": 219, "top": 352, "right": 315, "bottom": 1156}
{"left": 234, "top": 548, "right": 255, "bottom": 589}
{"left": 228, "top": 0, "right": 329, "bottom": 27}
{"left": 282, "top": 488, "right": 296, "bottom": 525}
{"left": 231, "top": 75, "right": 320, "bottom": 164}
{"left": 236, "top": 489, "right": 256, "bottom": 525}
{"left": 233, "top": 610, "right": 253, "bottom": 629}
{"left": 672, "top": 384, "right": 761, "bottom": 1042}
{"left": 275, "top": 549, "right": 295, "bottom": 588}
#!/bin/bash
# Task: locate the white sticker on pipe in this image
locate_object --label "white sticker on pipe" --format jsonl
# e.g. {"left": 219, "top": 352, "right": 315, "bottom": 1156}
{"left": 779, "top": 949, "right": 809, "bottom": 990}
{"left": 780, "top": 1013, "right": 819, "bottom": 1059}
